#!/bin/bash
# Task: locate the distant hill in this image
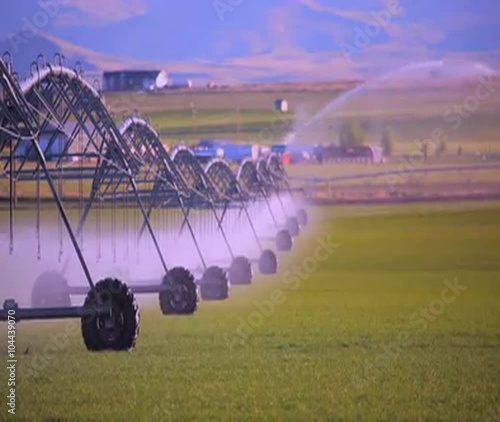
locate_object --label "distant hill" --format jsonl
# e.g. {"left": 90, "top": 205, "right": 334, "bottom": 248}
{"left": 0, "top": 34, "right": 208, "bottom": 86}
{"left": 0, "top": 33, "right": 96, "bottom": 78}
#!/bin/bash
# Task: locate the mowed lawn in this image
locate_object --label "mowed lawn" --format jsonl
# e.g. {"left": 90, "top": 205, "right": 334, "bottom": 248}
{"left": 0, "top": 202, "right": 499, "bottom": 421}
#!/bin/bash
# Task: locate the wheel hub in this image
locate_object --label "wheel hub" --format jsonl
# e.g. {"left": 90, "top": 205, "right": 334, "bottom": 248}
{"left": 97, "top": 308, "right": 123, "bottom": 343}
{"left": 170, "top": 284, "right": 188, "bottom": 308}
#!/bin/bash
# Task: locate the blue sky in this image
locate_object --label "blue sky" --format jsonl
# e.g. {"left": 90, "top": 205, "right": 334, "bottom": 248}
{"left": 1, "top": 0, "right": 499, "bottom": 82}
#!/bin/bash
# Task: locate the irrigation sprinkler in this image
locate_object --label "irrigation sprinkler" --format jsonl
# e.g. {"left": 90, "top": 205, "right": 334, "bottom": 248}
{"left": 236, "top": 158, "right": 294, "bottom": 251}
{"left": 204, "top": 158, "right": 279, "bottom": 277}
{"left": 171, "top": 146, "right": 266, "bottom": 291}
{"left": 120, "top": 119, "right": 230, "bottom": 300}
{"left": 258, "top": 152, "right": 309, "bottom": 231}
{"left": 13, "top": 58, "right": 202, "bottom": 318}
{"left": 0, "top": 55, "right": 139, "bottom": 351}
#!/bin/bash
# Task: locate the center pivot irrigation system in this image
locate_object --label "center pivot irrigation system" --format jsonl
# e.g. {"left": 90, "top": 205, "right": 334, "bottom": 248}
{"left": 0, "top": 53, "right": 308, "bottom": 351}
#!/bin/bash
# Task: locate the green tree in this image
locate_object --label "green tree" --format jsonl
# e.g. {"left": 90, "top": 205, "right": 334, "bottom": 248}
{"left": 421, "top": 142, "right": 428, "bottom": 160}
{"left": 339, "top": 121, "right": 365, "bottom": 148}
{"left": 436, "top": 140, "right": 447, "bottom": 156}
{"left": 380, "top": 126, "right": 394, "bottom": 157}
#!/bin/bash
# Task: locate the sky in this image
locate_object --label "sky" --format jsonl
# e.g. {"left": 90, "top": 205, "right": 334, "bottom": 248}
{"left": 1, "top": 0, "right": 499, "bottom": 83}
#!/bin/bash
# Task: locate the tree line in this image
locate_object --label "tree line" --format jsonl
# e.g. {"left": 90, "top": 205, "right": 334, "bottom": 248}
{"left": 338, "top": 122, "right": 451, "bottom": 158}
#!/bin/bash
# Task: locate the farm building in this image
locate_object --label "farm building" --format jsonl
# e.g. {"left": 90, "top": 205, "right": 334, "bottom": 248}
{"left": 275, "top": 99, "right": 288, "bottom": 113}
{"left": 271, "top": 143, "right": 384, "bottom": 164}
{"left": 103, "top": 69, "right": 168, "bottom": 92}
{"left": 314, "top": 144, "right": 384, "bottom": 164}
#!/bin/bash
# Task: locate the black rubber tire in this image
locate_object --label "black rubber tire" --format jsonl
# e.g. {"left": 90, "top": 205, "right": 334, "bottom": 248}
{"left": 159, "top": 267, "right": 198, "bottom": 315}
{"left": 297, "top": 208, "right": 308, "bottom": 227}
{"left": 81, "top": 278, "right": 140, "bottom": 352}
{"left": 31, "top": 271, "right": 71, "bottom": 308}
{"left": 259, "top": 249, "right": 278, "bottom": 274}
{"left": 199, "top": 266, "right": 229, "bottom": 301}
{"left": 286, "top": 217, "right": 300, "bottom": 237}
{"left": 276, "top": 229, "right": 293, "bottom": 251}
{"left": 229, "top": 256, "right": 253, "bottom": 285}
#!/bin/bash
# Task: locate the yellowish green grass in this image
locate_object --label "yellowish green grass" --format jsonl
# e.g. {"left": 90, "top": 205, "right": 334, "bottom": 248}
{"left": 0, "top": 202, "right": 498, "bottom": 420}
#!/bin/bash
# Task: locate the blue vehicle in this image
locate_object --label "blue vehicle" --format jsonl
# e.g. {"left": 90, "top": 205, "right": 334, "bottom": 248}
{"left": 198, "top": 139, "right": 256, "bottom": 163}
{"left": 191, "top": 143, "right": 223, "bottom": 164}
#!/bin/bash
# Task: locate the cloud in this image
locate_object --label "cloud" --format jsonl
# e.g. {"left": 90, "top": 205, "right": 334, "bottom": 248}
{"left": 266, "top": 3, "right": 304, "bottom": 54}
{"left": 40, "top": 32, "right": 156, "bottom": 70}
{"left": 56, "top": 0, "right": 148, "bottom": 26}
{"left": 299, "top": 0, "right": 382, "bottom": 25}
{"left": 376, "top": 21, "right": 446, "bottom": 53}
{"left": 39, "top": 31, "right": 359, "bottom": 83}
{"left": 243, "top": 32, "right": 269, "bottom": 55}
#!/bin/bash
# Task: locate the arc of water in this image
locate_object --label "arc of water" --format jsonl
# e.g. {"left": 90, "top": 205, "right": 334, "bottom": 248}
{"left": 285, "top": 60, "right": 498, "bottom": 144}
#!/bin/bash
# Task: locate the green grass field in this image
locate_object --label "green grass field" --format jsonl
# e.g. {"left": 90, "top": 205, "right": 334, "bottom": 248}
{"left": 104, "top": 84, "right": 500, "bottom": 154}
{"left": 4, "top": 81, "right": 500, "bottom": 202}
{"left": 2, "top": 159, "right": 500, "bottom": 201}
{"left": 0, "top": 201, "right": 499, "bottom": 421}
